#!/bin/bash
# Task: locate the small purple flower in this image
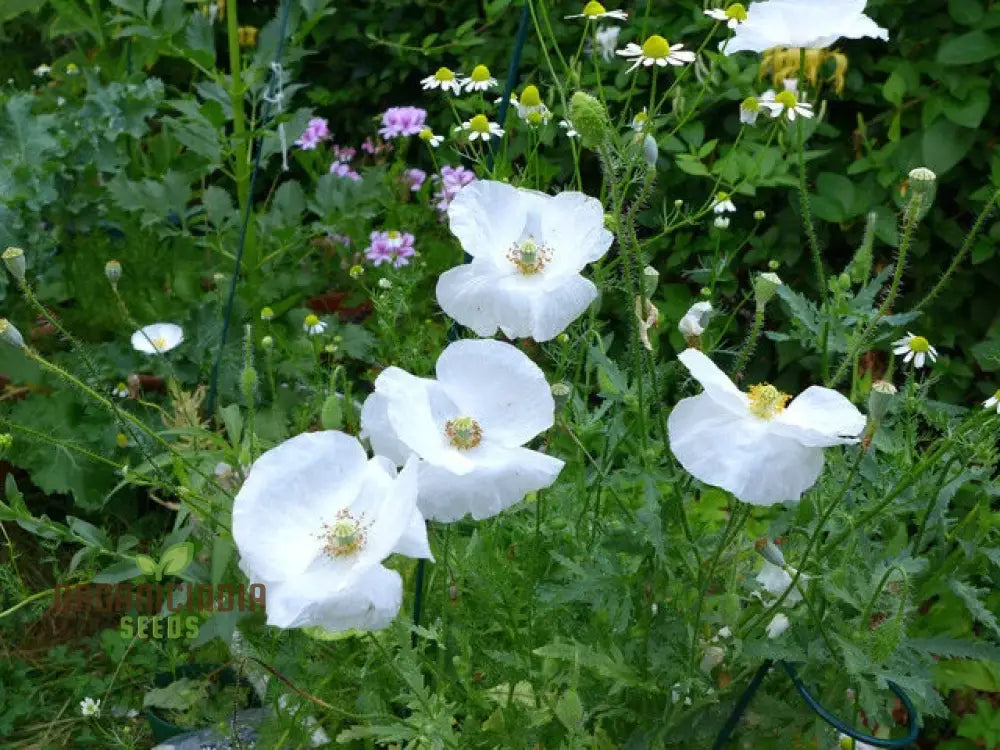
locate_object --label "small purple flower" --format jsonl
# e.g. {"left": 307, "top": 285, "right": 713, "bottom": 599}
{"left": 378, "top": 107, "right": 428, "bottom": 139}
{"left": 330, "top": 161, "right": 361, "bottom": 180}
{"left": 365, "top": 230, "right": 416, "bottom": 268}
{"left": 332, "top": 145, "right": 356, "bottom": 162}
{"left": 295, "top": 117, "right": 330, "bottom": 150}
{"left": 401, "top": 168, "right": 427, "bottom": 192}
{"left": 432, "top": 165, "right": 478, "bottom": 212}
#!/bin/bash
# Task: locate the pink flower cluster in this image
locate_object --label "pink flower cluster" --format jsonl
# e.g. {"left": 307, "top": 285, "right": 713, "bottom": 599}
{"left": 378, "top": 107, "right": 427, "bottom": 139}
{"left": 333, "top": 145, "right": 356, "bottom": 162}
{"left": 432, "top": 165, "right": 477, "bottom": 213}
{"left": 365, "top": 231, "right": 416, "bottom": 268}
{"left": 401, "top": 168, "right": 427, "bottom": 192}
{"left": 362, "top": 137, "right": 393, "bottom": 156}
{"left": 330, "top": 160, "right": 361, "bottom": 180}
{"left": 295, "top": 117, "right": 330, "bottom": 150}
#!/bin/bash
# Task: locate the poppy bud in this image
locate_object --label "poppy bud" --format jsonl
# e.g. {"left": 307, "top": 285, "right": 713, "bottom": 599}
{"left": 3, "top": 247, "right": 25, "bottom": 281}
{"left": 569, "top": 91, "right": 610, "bottom": 149}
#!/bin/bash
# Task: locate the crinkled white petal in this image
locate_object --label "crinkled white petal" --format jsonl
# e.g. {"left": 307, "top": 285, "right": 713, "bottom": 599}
{"left": 435, "top": 339, "right": 554, "bottom": 446}
{"left": 677, "top": 348, "right": 748, "bottom": 415}
{"left": 539, "top": 192, "right": 613, "bottom": 280}
{"left": 495, "top": 273, "right": 599, "bottom": 342}
{"left": 417, "top": 445, "right": 564, "bottom": 522}
{"left": 448, "top": 180, "right": 527, "bottom": 266}
{"left": 436, "top": 260, "right": 502, "bottom": 337}
{"left": 232, "top": 431, "right": 369, "bottom": 583}
{"left": 723, "top": 0, "right": 887, "bottom": 54}
{"left": 360, "top": 392, "right": 414, "bottom": 465}
{"left": 668, "top": 394, "right": 824, "bottom": 505}
{"left": 769, "top": 385, "right": 867, "bottom": 447}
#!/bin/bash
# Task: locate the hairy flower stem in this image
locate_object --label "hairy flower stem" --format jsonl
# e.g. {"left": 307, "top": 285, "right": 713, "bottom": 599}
{"left": 914, "top": 187, "right": 1000, "bottom": 312}
{"left": 827, "top": 192, "right": 922, "bottom": 390}
{"left": 910, "top": 457, "right": 959, "bottom": 556}
{"left": 731, "top": 304, "right": 766, "bottom": 380}
{"left": 859, "top": 564, "right": 907, "bottom": 634}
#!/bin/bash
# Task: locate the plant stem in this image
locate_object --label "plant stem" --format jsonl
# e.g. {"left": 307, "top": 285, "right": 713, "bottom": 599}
{"left": 910, "top": 457, "right": 959, "bottom": 556}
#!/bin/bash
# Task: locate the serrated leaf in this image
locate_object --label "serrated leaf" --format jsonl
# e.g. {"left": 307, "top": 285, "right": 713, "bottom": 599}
{"left": 951, "top": 581, "right": 1000, "bottom": 639}
{"left": 909, "top": 637, "right": 1000, "bottom": 662}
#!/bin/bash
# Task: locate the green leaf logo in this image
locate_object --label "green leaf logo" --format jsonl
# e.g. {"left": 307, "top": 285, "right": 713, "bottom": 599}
{"left": 135, "top": 554, "right": 157, "bottom": 577}
{"left": 134, "top": 542, "right": 194, "bottom": 581}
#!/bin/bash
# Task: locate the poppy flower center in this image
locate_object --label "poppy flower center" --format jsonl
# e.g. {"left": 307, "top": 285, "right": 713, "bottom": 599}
{"left": 908, "top": 336, "right": 930, "bottom": 353}
{"left": 434, "top": 67, "right": 455, "bottom": 82}
{"left": 775, "top": 90, "right": 798, "bottom": 109}
{"left": 582, "top": 1, "right": 606, "bottom": 17}
{"left": 469, "top": 115, "right": 491, "bottom": 134}
{"left": 445, "top": 416, "right": 482, "bottom": 449}
{"left": 152, "top": 336, "right": 168, "bottom": 351}
{"left": 470, "top": 64, "right": 491, "bottom": 82}
{"left": 641, "top": 35, "right": 671, "bottom": 59}
{"left": 726, "top": 3, "right": 747, "bottom": 20}
{"left": 322, "top": 509, "right": 366, "bottom": 557}
{"left": 747, "top": 383, "right": 790, "bottom": 420}
{"left": 507, "top": 237, "right": 552, "bottom": 275}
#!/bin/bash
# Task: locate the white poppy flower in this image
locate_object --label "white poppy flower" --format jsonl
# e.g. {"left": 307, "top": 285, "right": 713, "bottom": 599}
{"left": 455, "top": 114, "right": 504, "bottom": 141}
{"left": 766, "top": 612, "right": 790, "bottom": 638}
{"left": 232, "top": 431, "right": 432, "bottom": 632}
{"left": 668, "top": 349, "right": 867, "bottom": 505}
{"left": 983, "top": 388, "right": 1000, "bottom": 413}
{"left": 892, "top": 332, "right": 938, "bottom": 369}
{"left": 679, "top": 301, "right": 713, "bottom": 338}
{"left": 566, "top": 1, "right": 628, "bottom": 21}
{"left": 79, "top": 697, "right": 101, "bottom": 717}
{"left": 722, "top": 0, "right": 888, "bottom": 55}
{"left": 360, "top": 339, "right": 565, "bottom": 522}
{"left": 756, "top": 561, "right": 803, "bottom": 604}
{"left": 436, "top": 180, "right": 612, "bottom": 342}
{"left": 761, "top": 89, "right": 814, "bottom": 121}
{"left": 594, "top": 26, "right": 621, "bottom": 61}
{"left": 131, "top": 323, "right": 183, "bottom": 354}
{"left": 705, "top": 3, "right": 748, "bottom": 28}
{"left": 617, "top": 36, "right": 696, "bottom": 73}
{"left": 421, "top": 67, "right": 463, "bottom": 95}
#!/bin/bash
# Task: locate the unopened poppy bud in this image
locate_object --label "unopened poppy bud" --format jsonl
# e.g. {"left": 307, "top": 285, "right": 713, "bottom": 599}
{"left": 753, "top": 210, "right": 765, "bottom": 221}
{"left": 755, "top": 537, "right": 786, "bottom": 567}
{"left": 868, "top": 380, "right": 897, "bottom": 423}
{"left": 3, "top": 247, "right": 25, "bottom": 281}
{"left": 642, "top": 266, "right": 659, "bottom": 297}
{"left": 906, "top": 167, "right": 935, "bottom": 222}
{"left": 260, "top": 307, "right": 274, "bottom": 322}
{"left": 569, "top": 91, "right": 610, "bottom": 148}
{"left": 642, "top": 134, "right": 658, "bottom": 167}
{"left": 377, "top": 278, "right": 392, "bottom": 290}
{"left": 754, "top": 272, "right": 782, "bottom": 307}
{"left": 838, "top": 272, "right": 852, "bottom": 290}
{"left": 603, "top": 212, "right": 618, "bottom": 232}
{"left": 105, "top": 259, "right": 122, "bottom": 286}
{"left": 320, "top": 394, "right": 343, "bottom": 430}
{"left": 674, "top": 199, "right": 684, "bottom": 208}
{"left": 908, "top": 166, "right": 936, "bottom": 193}
{"left": 551, "top": 382, "right": 571, "bottom": 411}
{"left": 0, "top": 319, "right": 24, "bottom": 349}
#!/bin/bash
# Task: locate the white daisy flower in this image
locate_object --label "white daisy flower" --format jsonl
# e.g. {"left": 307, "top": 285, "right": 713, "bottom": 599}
{"left": 455, "top": 114, "right": 504, "bottom": 141}
{"left": 112, "top": 382, "right": 129, "bottom": 398}
{"left": 131, "top": 323, "right": 183, "bottom": 355}
{"left": 360, "top": 339, "right": 565, "bottom": 522}
{"left": 983, "top": 388, "right": 1000, "bottom": 413}
{"left": 559, "top": 119, "right": 580, "bottom": 138}
{"left": 616, "top": 35, "right": 696, "bottom": 73}
{"left": 303, "top": 314, "right": 327, "bottom": 336}
{"left": 705, "top": 3, "right": 749, "bottom": 28}
{"left": 34, "top": 64, "right": 52, "bottom": 77}
{"left": 418, "top": 127, "right": 444, "bottom": 148}
{"left": 668, "top": 348, "right": 867, "bottom": 505}
{"left": 766, "top": 612, "right": 790, "bottom": 638}
{"left": 722, "top": 0, "right": 888, "bottom": 55}
{"left": 712, "top": 192, "right": 737, "bottom": 213}
{"left": 80, "top": 697, "right": 101, "bottom": 717}
{"left": 892, "top": 332, "right": 938, "bottom": 369}
{"left": 678, "top": 301, "right": 713, "bottom": 338}
{"left": 761, "top": 89, "right": 814, "bottom": 121}
{"left": 565, "top": 1, "right": 629, "bottom": 21}
{"left": 631, "top": 108, "right": 650, "bottom": 132}
{"left": 739, "top": 96, "right": 761, "bottom": 125}
{"left": 461, "top": 64, "right": 497, "bottom": 92}
{"left": 421, "top": 66, "right": 463, "bottom": 95}
{"left": 756, "top": 561, "right": 803, "bottom": 604}
{"left": 514, "top": 85, "right": 552, "bottom": 126}
{"left": 435, "top": 180, "right": 613, "bottom": 342}
{"left": 714, "top": 216, "right": 731, "bottom": 229}
{"left": 232, "top": 431, "right": 432, "bottom": 632}
{"left": 595, "top": 25, "right": 621, "bottom": 61}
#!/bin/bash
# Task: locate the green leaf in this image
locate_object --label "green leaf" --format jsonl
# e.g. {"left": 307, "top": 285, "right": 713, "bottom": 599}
{"left": 94, "top": 559, "right": 144, "bottom": 583}
{"left": 950, "top": 580, "right": 1000, "bottom": 639}
{"left": 67, "top": 516, "right": 109, "bottom": 549}
{"left": 937, "top": 31, "right": 1000, "bottom": 65}
{"left": 909, "top": 637, "right": 1000, "bottom": 662}
{"left": 143, "top": 678, "right": 207, "bottom": 711}
{"left": 921, "top": 119, "right": 976, "bottom": 176}
{"left": 554, "top": 688, "right": 584, "bottom": 730}
{"left": 134, "top": 554, "right": 158, "bottom": 576}
{"left": 949, "top": 0, "right": 985, "bottom": 24}
{"left": 159, "top": 541, "right": 194, "bottom": 576}
{"left": 944, "top": 88, "right": 990, "bottom": 129}
{"left": 882, "top": 71, "right": 906, "bottom": 106}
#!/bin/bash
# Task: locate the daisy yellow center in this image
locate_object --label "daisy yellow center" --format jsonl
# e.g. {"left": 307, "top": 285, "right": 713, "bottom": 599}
{"left": 726, "top": 3, "right": 748, "bottom": 20}
{"left": 419, "top": 127, "right": 434, "bottom": 141}
{"left": 304, "top": 314, "right": 320, "bottom": 328}
{"left": 470, "top": 64, "right": 491, "bottom": 82}
{"left": 716, "top": 191, "right": 730, "bottom": 201}
{"left": 775, "top": 90, "right": 798, "bottom": 109}
{"left": 520, "top": 85, "right": 542, "bottom": 107}
{"left": 152, "top": 336, "right": 168, "bottom": 350}
{"left": 469, "top": 114, "right": 491, "bottom": 134}
{"left": 526, "top": 111, "right": 544, "bottom": 126}
{"left": 908, "top": 336, "right": 930, "bottom": 353}
{"left": 445, "top": 416, "right": 482, "bottom": 449}
{"left": 633, "top": 111, "right": 649, "bottom": 126}
{"left": 641, "top": 35, "right": 671, "bottom": 59}
{"left": 741, "top": 96, "right": 759, "bottom": 111}
{"left": 322, "top": 509, "right": 366, "bottom": 557}
{"left": 507, "top": 236, "right": 552, "bottom": 275}
{"left": 747, "top": 383, "right": 790, "bottom": 420}
{"left": 993, "top": 388, "right": 1000, "bottom": 400}
{"left": 582, "top": 1, "right": 607, "bottom": 17}
{"left": 387, "top": 231, "right": 400, "bottom": 240}
{"left": 434, "top": 67, "right": 455, "bottom": 82}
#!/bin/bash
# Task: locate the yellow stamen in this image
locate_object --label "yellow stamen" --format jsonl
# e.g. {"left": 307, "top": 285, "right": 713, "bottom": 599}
{"left": 747, "top": 383, "right": 790, "bottom": 420}
{"left": 445, "top": 416, "right": 482, "bottom": 449}
{"left": 322, "top": 509, "right": 366, "bottom": 557}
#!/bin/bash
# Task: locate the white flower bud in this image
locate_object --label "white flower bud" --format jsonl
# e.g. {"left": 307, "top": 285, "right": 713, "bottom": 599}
{"left": 0, "top": 318, "right": 24, "bottom": 348}
{"left": 678, "top": 301, "right": 713, "bottom": 338}
{"left": 642, "top": 134, "right": 658, "bottom": 167}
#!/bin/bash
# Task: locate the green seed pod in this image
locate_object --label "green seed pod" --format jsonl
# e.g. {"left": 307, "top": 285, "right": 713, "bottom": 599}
{"left": 569, "top": 91, "right": 610, "bottom": 149}
{"left": 754, "top": 272, "right": 782, "bottom": 307}
{"left": 321, "top": 394, "right": 343, "bottom": 430}
{"left": 868, "top": 380, "right": 896, "bottom": 423}
{"left": 551, "top": 382, "right": 571, "bottom": 411}
{"left": 642, "top": 266, "right": 659, "bottom": 297}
